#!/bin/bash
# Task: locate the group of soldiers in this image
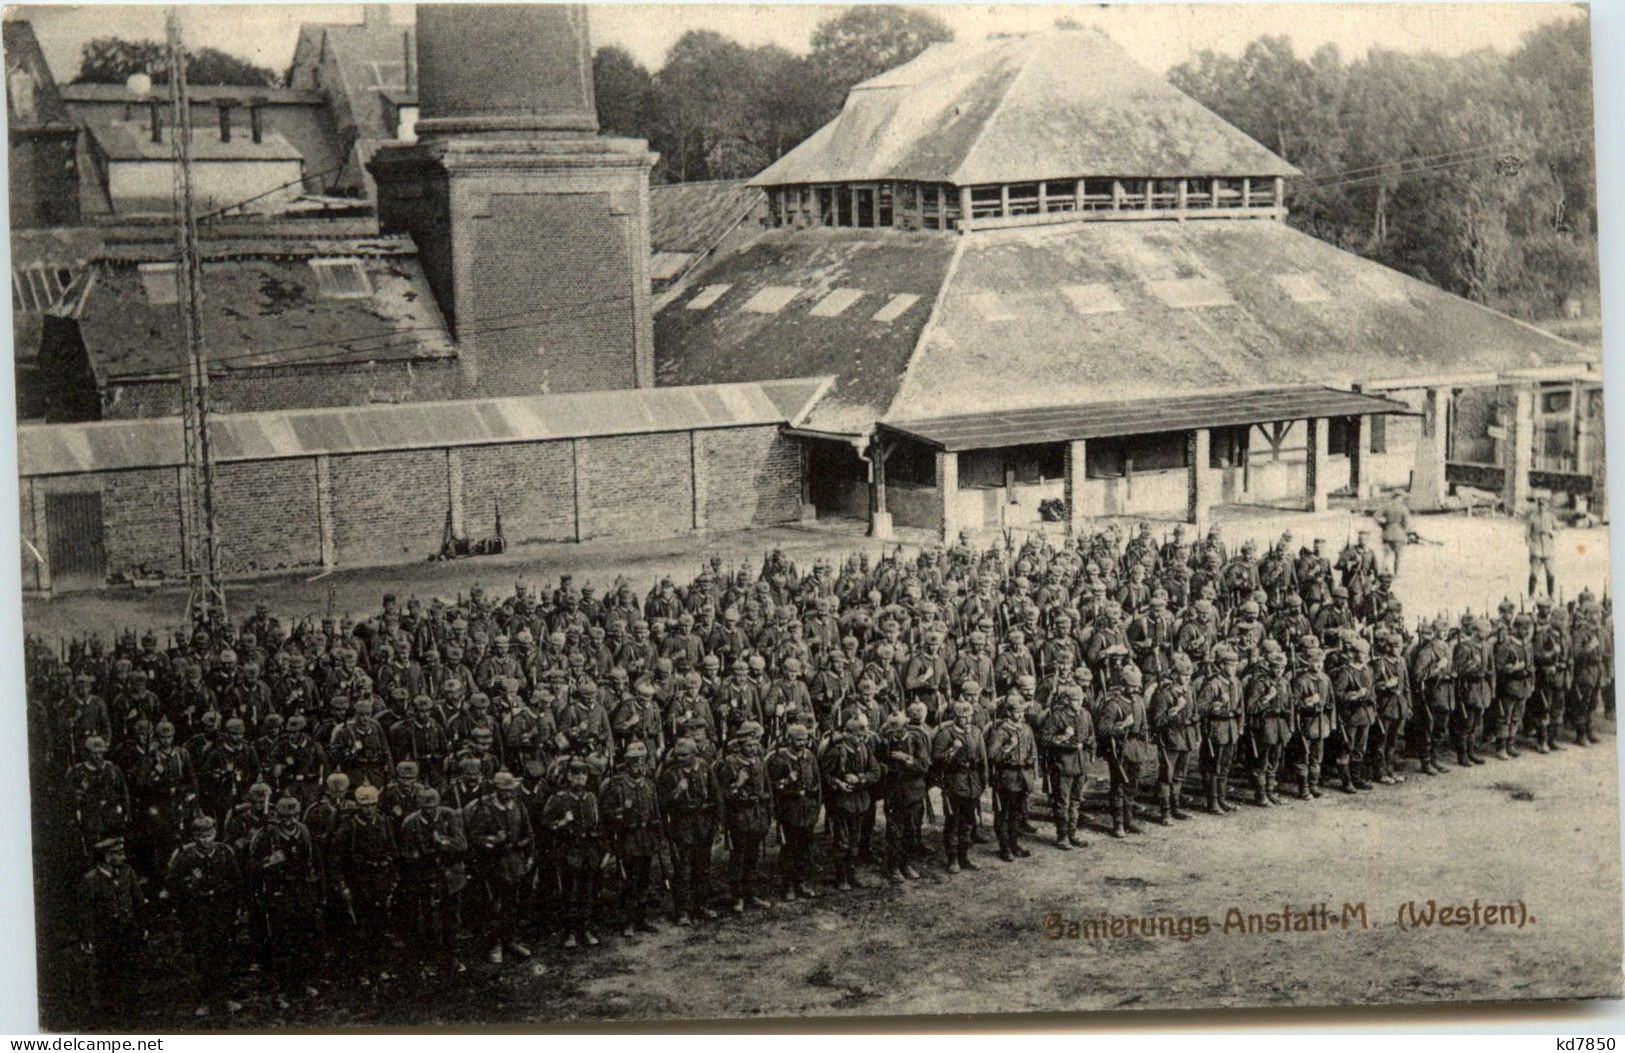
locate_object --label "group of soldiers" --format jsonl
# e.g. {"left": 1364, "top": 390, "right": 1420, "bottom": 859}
{"left": 30, "top": 519, "right": 1614, "bottom": 1019}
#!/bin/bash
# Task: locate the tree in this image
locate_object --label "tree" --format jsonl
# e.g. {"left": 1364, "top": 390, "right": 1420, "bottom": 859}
{"left": 74, "top": 36, "right": 279, "bottom": 87}
{"left": 807, "top": 6, "right": 953, "bottom": 105}
{"left": 593, "top": 46, "right": 654, "bottom": 138}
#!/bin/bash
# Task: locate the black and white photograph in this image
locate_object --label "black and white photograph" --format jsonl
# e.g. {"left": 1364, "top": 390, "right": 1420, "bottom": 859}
{"left": 3, "top": 0, "right": 1620, "bottom": 1033}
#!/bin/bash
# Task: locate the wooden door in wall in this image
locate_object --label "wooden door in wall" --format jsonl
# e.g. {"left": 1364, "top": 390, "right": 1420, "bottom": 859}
{"left": 45, "top": 491, "right": 106, "bottom": 584}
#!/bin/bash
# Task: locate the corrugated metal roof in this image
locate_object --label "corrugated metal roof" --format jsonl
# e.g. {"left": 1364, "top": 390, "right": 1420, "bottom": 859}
{"left": 18, "top": 378, "right": 833, "bottom": 476}
{"left": 881, "top": 386, "right": 1415, "bottom": 452}
{"left": 752, "top": 32, "right": 1298, "bottom": 187}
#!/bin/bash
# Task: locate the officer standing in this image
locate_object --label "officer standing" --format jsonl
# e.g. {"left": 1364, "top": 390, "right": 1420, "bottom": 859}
{"left": 1525, "top": 495, "right": 1559, "bottom": 598}
{"left": 78, "top": 836, "right": 145, "bottom": 1013}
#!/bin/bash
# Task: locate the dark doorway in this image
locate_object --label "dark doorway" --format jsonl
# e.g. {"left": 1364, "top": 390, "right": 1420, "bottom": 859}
{"left": 46, "top": 492, "right": 105, "bottom": 583}
{"left": 807, "top": 440, "right": 868, "bottom": 520}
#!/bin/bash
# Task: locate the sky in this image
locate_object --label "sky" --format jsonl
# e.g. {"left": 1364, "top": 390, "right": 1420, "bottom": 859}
{"left": 13, "top": 1, "right": 1587, "bottom": 84}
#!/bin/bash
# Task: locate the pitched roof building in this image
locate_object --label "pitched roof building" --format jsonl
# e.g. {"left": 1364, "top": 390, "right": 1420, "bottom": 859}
{"left": 658, "top": 30, "right": 1597, "bottom": 536}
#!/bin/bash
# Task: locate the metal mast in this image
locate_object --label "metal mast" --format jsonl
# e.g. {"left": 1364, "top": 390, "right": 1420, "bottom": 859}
{"left": 166, "top": 8, "right": 226, "bottom": 624}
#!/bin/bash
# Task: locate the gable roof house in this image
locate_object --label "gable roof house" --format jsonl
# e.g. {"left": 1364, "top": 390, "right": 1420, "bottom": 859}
{"left": 657, "top": 31, "right": 1595, "bottom": 536}
{"left": 287, "top": 5, "right": 418, "bottom": 197}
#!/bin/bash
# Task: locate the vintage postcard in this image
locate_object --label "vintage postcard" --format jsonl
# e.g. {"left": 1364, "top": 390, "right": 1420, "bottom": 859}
{"left": 4, "top": 0, "right": 1616, "bottom": 1031}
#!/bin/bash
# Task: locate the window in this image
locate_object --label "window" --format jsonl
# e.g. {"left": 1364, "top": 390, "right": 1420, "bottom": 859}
{"left": 969, "top": 186, "right": 1002, "bottom": 220}
{"left": 138, "top": 262, "right": 179, "bottom": 306}
{"left": 1087, "top": 432, "right": 1189, "bottom": 479}
{"left": 1043, "top": 180, "right": 1077, "bottom": 213}
{"left": 1007, "top": 183, "right": 1040, "bottom": 217}
{"left": 817, "top": 186, "right": 836, "bottom": 226}
{"left": 1081, "top": 178, "right": 1114, "bottom": 211}
{"left": 1209, "top": 425, "right": 1250, "bottom": 469}
{"left": 1328, "top": 416, "right": 1355, "bottom": 457}
{"left": 1541, "top": 388, "right": 1573, "bottom": 415}
{"left": 877, "top": 183, "right": 893, "bottom": 227}
{"left": 309, "top": 258, "right": 373, "bottom": 299}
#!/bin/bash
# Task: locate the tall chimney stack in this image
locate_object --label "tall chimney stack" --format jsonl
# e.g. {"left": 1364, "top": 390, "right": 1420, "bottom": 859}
{"left": 370, "top": 5, "right": 658, "bottom": 397}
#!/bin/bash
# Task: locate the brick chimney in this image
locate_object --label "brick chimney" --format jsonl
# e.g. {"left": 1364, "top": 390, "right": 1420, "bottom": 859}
{"left": 369, "top": 4, "right": 658, "bottom": 397}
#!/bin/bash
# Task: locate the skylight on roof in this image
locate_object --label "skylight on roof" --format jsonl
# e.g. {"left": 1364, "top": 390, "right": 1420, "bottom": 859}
{"left": 1275, "top": 273, "right": 1330, "bottom": 304}
{"left": 872, "top": 293, "right": 920, "bottom": 323}
{"left": 1145, "top": 277, "right": 1234, "bottom": 309}
{"left": 968, "top": 292, "right": 1015, "bottom": 322}
{"left": 310, "top": 258, "right": 373, "bottom": 300}
{"left": 809, "top": 288, "right": 865, "bottom": 318}
{"left": 740, "top": 285, "right": 804, "bottom": 314}
{"left": 685, "top": 284, "right": 731, "bottom": 310}
{"left": 137, "top": 262, "right": 179, "bottom": 306}
{"left": 1061, "top": 283, "right": 1124, "bottom": 316}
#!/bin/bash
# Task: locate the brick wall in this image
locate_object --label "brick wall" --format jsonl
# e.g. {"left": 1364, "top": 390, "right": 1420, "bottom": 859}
{"left": 104, "top": 358, "right": 463, "bottom": 419}
{"left": 461, "top": 440, "right": 577, "bottom": 544}
{"left": 214, "top": 459, "right": 323, "bottom": 574}
{"left": 576, "top": 432, "right": 694, "bottom": 539}
{"left": 329, "top": 449, "right": 449, "bottom": 565}
{"left": 469, "top": 192, "right": 640, "bottom": 396}
{"left": 104, "top": 469, "right": 185, "bottom": 575}
{"left": 698, "top": 428, "right": 802, "bottom": 530}
{"left": 21, "top": 423, "right": 804, "bottom": 590}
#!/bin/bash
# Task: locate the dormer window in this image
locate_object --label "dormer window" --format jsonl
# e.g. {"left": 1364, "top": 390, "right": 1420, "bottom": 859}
{"left": 309, "top": 258, "right": 372, "bottom": 299}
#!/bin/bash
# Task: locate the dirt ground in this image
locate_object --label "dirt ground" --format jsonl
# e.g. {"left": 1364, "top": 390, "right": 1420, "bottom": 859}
{"left": 24, "top": 507, "right": 1623, "bottom": 1028}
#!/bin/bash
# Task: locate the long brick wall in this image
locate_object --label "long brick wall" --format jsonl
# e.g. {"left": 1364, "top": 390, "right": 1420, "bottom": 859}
{"left": 20, "top": 423, "right": 803, "bottom": 591}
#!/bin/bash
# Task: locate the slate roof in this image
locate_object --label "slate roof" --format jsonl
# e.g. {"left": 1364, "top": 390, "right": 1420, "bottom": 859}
{"left": 18, "top": 378, "right": 831, "bottom": 476}
{"left": 654, "top": 228, "right": 957, "bottom": 433}
{"left": 656, "top": 218, "right": 1588, "bottom": 437}
{"left": 752, "top": 32, "right": 1298, "bottom": 188}
{"left": 649, "top": 179, "right": 764, "bottom": 255}
{"left": 76, "top": 246, "right": 454, "bottom": 382}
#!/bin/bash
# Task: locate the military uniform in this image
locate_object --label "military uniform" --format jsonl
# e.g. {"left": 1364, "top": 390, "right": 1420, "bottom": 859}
{"left": 165, "top": 821, "right": 242, "bottom": 1012}
{"left": 656, "top": 744, "right": 720, "bottom": 921}
{"left": 821, "top": 724, "right": 881, "bottom": 887}
{"left": 877, "top": 715, "right": 934, "bottom": 876}
{"left": 714, "top": 727, "right": 773, "bottom": 909}
{"left": 766, "top": 731, "right": 823, "bottom": 897}
{"left": 542, "top": 772, "right": 601, "bottom": 946}
{"left": 598, "top": 750, "right": 663, "bottom": 933}
{"left": 1244, "top": 655, "right": 1293, "bottom": 805}
{"left": 984, "top": 713, "right": 1038, "bottom": 859}
{"left": 397, "top": 794, "right": 468, "bottom": 975}
{"left": 1038, "top": 689, "right": 1094, "bottom": 846}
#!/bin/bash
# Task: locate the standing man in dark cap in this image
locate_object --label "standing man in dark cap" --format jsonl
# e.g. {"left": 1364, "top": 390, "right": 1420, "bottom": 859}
{"left": 715, "top": 720, "right": 774, "bottom": 913}
{"left": 543, "top": 759, "right": 601, "bottom": 948}
{"left": 657, "top": 737, "right": 719, "bottom": 924}
{"left": 766, "top": 722, "right": 823, "bottom": 900}
{"left": 599, "top": 740, "right": 662, "bottom": 936}
{"left": 78, "top": 835, "right": 145, "bottom": 1014}
{"left": 164, "top": 815, "right": 243, "bottom": 1017}
{"left": 821, "top": 715, "right": 880, "bottom": 889}
{"left": 247, "top": 797, "right": 321, "bottom": 1008}
{"left": 397, "top": 785, "right": 467, "bottom": 980}
{"left": 464, "top": 770, "right": 535, "bottom": 963}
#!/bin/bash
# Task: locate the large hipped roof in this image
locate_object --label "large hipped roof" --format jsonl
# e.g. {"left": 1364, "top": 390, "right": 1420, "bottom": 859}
{"left": 752, "top": 32, "right": 1298, "bottom": 187}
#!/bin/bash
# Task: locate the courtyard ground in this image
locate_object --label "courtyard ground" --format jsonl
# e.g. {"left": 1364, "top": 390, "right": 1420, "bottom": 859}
{"left": 24, "top": 505, "right": 1622, "bottom": 1028}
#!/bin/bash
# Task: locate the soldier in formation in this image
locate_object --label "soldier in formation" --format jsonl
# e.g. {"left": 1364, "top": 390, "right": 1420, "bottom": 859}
{"left": 26, "top": 524, "right": 1612, "bottom": 1017}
